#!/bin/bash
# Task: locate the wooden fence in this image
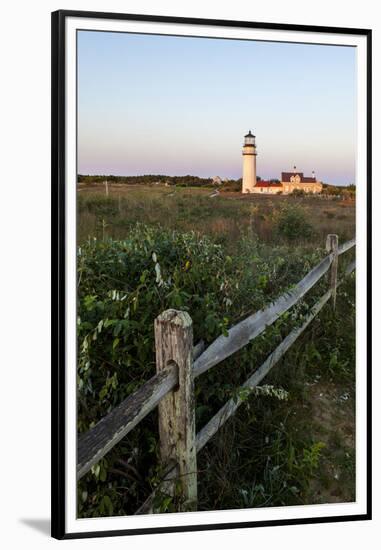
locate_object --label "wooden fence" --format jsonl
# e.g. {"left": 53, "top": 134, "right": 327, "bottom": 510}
{"left": 77, "top": 234, "right": 356, "bottom": 513}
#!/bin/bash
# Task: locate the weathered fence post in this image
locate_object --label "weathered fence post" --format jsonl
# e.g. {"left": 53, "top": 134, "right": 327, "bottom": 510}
{"left": 154, "top": 309, "right": 197, "bottom": 511}
{"left": 326, "top": 234, "right": 339, "bottom": 310}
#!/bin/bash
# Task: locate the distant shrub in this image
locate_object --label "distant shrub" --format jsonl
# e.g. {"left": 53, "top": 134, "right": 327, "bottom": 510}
{"left": 324, "top": 210, "right": 335, "bottom": 219}
{"left": 221, "top": 180, "right": 242, "bottom": 192}
{"left": 275, "top": 204, "right": 315, "bottom": 241}
{"left": 79, "top": 195, "right": 119, "bottom": 216}
{"left": 291, "top": 188, "right": 306, "bottom": 197}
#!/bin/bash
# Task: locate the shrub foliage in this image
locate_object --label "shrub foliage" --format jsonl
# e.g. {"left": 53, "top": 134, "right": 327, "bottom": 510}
{"left": 77, "top": 223, "right": 354, "bottom": 517}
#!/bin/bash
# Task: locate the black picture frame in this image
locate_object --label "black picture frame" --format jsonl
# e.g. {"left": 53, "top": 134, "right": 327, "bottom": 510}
{"left": 51, "top": 9, "right": 372, "bottom": 540}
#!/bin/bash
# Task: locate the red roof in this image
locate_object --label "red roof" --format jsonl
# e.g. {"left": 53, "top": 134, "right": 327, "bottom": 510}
{"left": 254, "top": 181, "right": 282, "bottom": 188}
{"left": 281, "top": 172, "right": 316, "bottom": 183}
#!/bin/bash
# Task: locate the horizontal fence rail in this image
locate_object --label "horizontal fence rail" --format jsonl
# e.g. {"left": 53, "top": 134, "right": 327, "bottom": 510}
{"left": 77, "top": 365, "right": 178, "bottom": 479}
{"left": 338, "top": 238, "right": 356, "bottom": 256}
{"left": 78, "top": 339, "right": 206, "bottom": 479}
{"left": 345, "top": 259, "right": 356, "bottom": 276}
{"left": 196, "top": 288, "right": 333, "bottom": 453}
{"left": 77, "top": 235, "right": 356, "bottom": 512}
{"left": 193, "top": 253, "right": 333, "bottom": 378}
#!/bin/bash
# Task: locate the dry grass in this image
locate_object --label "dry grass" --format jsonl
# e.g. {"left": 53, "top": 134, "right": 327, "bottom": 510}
{"left": 77, "top": 183, "right": 355, "bottom": 249}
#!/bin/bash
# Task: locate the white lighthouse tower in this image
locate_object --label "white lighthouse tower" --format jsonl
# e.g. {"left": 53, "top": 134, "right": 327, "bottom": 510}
{"left": 242, "top": 130, "right": 257, "bottom": 193}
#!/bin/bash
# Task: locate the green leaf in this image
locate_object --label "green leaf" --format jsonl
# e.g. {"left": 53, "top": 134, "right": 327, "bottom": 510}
{"left": 102, "top": 495, "right": 113, "bottom": 515}
{"left": 100, "top": 466, "right": 107, "bottom": 482}
{"left": 112, "top": 337, "right": 120, "bottom": 350}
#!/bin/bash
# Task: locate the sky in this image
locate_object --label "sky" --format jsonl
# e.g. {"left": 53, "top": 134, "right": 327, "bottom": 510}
{"left": 77, "top": 30, "right": 356, "bottom": 185}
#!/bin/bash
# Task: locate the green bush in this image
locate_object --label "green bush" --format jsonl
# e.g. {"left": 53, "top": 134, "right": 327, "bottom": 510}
{"left": 78, "top": 195, "right": 119, "bottom": 216}
{"left": 291, "top": 188, "right": 306, "bottom": 197}
{"left": 76, "top": 224, "right": 337, "bottom": 517}
{"left": 275, "top": 204, "right": 315, "bottom": 241}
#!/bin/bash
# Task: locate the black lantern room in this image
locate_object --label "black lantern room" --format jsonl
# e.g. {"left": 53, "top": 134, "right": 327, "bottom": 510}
{"left": 244, "top": 130, "right": 256, "bottom": 146}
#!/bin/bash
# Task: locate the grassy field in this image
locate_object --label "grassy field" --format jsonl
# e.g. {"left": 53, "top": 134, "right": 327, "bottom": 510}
{"left": 77, "top": 183, "right": 355, "bottom": 249}
{"left": 76, "top": 182, "right": 356, "bottom": 517}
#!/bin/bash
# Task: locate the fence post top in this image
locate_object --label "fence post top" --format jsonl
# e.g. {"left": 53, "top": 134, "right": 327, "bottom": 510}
{"left": 326, "top": 233, "right": 339, "bottom": 252}
{"left": 156, "top": 309, "right": 193, "bottom": 328}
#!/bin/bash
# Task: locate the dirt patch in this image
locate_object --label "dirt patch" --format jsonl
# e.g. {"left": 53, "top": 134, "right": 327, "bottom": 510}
{"left": 306, "top": 381, "right": 355, "bottom": 503}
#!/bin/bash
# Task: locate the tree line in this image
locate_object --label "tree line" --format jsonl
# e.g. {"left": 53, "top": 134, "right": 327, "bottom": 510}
{"left": 78, "top": 174, "right": 216, "bottom": 187}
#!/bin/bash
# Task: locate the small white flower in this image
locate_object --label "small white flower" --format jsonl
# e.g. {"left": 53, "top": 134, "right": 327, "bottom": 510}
{"left": 155, "top": 263, "right": 163, "bottom": 286}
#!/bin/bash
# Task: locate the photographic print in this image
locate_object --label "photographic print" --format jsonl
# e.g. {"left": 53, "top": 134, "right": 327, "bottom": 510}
{"left": 51, "top": 11, "right": 371, "bottom": 539}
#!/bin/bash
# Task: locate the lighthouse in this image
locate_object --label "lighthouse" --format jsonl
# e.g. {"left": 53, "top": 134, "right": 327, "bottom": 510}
{"left": 242, "top": 130, "right": 257, "bottom": 193}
